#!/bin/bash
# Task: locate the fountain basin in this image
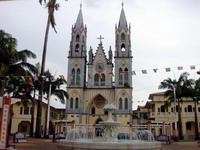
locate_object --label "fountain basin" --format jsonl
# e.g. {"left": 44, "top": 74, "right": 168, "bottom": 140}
{"left": 59, "top": 139, "right": 161, "bottom": 150}
{"left": 99, "top": 121, "right": 120, "bottom": 127}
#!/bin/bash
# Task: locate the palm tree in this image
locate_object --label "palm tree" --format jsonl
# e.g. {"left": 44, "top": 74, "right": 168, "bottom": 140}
{"left": 43, "top": 77, "right": 68, "bottom": 137}
{"left": 0, "top": 30, "right": 37, "bottom": 97}
{"left": 181, "top": 78, "right": 200, "bottom": 139}
{"left": 159, "top": 72, "right": 191, "bottom": 140}
{"left": 35, "top": 0, "right": 60, "bottom": 138}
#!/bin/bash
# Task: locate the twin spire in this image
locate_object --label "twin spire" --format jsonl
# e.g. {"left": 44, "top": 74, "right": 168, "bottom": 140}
{"left": 74, "top": 3, "right": 128, "bottom": 30}
{"left": 75, "top": 3, "right": 84, "bottom": 29}
{"left": 118, "top": 2, "right": 128, "bottom": 29}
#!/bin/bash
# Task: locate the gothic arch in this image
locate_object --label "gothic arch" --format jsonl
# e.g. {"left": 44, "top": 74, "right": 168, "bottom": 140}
{"left": 85, "top": 94, "right": 107, "bottom": 114}
{"left": 121, "top": 43, "right": 126, "bottom": 51}
{"left": 117, "top": 90, "right": 128, "bottom": 98}
{"left": 75, "top": 44, "right": 80, "bottom": 52}
{"left": 69, "top": 90, "right": 80, "bottom": 98}
{"left": 71, "top": 60, "right": 80, "bottom": 68}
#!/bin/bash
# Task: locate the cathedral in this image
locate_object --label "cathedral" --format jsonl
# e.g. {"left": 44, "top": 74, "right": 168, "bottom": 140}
{"left": 66, "top": 4, "right": 133, "bottom": 125}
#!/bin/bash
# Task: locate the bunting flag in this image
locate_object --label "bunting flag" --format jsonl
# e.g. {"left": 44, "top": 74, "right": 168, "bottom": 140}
{"left": 131, "top": 71, "right": 136, "bottom": 75}
{"left": 109, "top": 72, "right": 114, "bottom": 77}
{"left": 178, "top": 66, "right": 183, "bottom": 70}
{"left": 1, "top": 64, "right": 199, "bottom": 81}
{"left": 153, "top": 69, "right": 158, "bottom": 73}
{"left": 40, "top": 76, "right": 46, "bottom": 81}
{"left": 69, "top": 74, "right": 72, "bottom": 78}
{"left": 190, "top": 65, "right": 195, "bottom": 70}
{"left": 119, "top": 72, "right": 125, "bottom": 75}
{"left": 78, "top": 74, "right": 82, "bottom": 80}
{"left": 142, "top": 70, "right": 147, "bottom": 74}
{"left": 59, "top": 75, "right": 65, "bottom": 79}
{"left": 165, "top": 68, "right": 171, "bottom": 72}
{"left": 20, "top": 76, "right": 26, "bottom": 82}
{"left": 50, "top": 76, "right": 55, "bottom": 81}
{"left": 26, "top": 76, "right": 32, "bottom": 82}
{"left": 33, "top": 76, "right": 38, "bottom": 81}
{"left": 98, "top": 73, "right": 102, "bottom": 79}
{"left": 88, "top": 74, "right": 91, "bottom": 79}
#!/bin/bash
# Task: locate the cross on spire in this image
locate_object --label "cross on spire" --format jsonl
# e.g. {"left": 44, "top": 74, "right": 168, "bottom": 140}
{"left": 121, "top": 1, "right": 124, "bottom": 7}
{"left": 97, "top": 35, "right": 104, "bottom": 44}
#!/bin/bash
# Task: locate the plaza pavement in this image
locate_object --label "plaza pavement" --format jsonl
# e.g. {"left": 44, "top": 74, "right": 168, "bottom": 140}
{"left": 10, "top": 138, "right": 200, "bottom": 150}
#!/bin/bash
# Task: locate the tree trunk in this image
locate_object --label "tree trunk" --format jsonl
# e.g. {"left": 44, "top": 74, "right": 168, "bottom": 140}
{"left": 35, "top": 16, "right": 50, "bottom": 138}
{"left": 178, "top": 99, "right": 183, "bottom": 139}
{"left": 29, "top": 88, "right": 36, "bottom": 137}
{"left": 0, "top": 80, "right": 4, "bottom": 96}
{"left": 194, "top": 99, "right": 199, "bottom": 140}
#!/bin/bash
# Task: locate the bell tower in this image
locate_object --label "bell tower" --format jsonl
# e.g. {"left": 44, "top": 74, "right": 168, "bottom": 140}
{"left": 66, "top": 5, "right": 87, "bottom": 122}
{"left": 115, "top": 3, "right": 132, "bottom": 88}
{"left": 114, "top": 3, "right": 133, "bottom": 117}
{"left": 67, "top": 4, "right": 87, "bottom": 88}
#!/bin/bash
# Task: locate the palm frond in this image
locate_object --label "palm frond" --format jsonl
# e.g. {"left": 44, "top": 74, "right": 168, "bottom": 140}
{"left": 14, "top": 49, "right": 36, "bottom": 62}
{"left": 10, "top": 62, "right": 37, "bottom": 75}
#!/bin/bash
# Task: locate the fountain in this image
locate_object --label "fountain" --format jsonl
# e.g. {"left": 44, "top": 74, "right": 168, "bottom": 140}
{"left": 59, "top": 104, "right": 161, "bottom": 150}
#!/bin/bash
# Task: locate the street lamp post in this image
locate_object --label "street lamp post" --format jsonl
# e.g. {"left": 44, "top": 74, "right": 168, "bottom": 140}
{"left": 172, "top": 82, "right": 178, "bottom": 137}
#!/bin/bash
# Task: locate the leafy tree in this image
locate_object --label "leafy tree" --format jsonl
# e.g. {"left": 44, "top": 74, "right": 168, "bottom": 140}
{"left": 0, "top": 30, "right": 37, "bottom": 96}
{"left": 159, "top": 72, "right": 192, "bottom": 139}
{"left": 180, "top": 77, "right": 200, "bottom": 139}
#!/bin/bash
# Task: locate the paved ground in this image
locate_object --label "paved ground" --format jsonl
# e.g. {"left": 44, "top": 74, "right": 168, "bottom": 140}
{"left": 10, "top": 138, "right": 200, "bottom": 150}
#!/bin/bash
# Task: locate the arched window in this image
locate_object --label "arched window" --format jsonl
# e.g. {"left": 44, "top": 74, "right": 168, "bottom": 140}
{"left": 75, "top": 98, "right": 79, "bottom": 109}
{"left": 185, "top": 107, "right": 187, "bottom": 112}
{"left": 119, "top": 68, "right": 123, "bottom": 85}
{"left": 101, "top": 73, "right": 105, "bottom": 86}
{"left": 121, "top": 43, "right": 126, "bottom": 51}
{"left": 176, "top": 105, "right": 178, "bottom": 112}
{"left": 91, "top": 107, "right": 95, "bottom": 115}
{"left": 71, "top": 68, "right": 75, "bottom": 85}
{"left": 76, "top": 68, "right": 80, "bottom": 85}
{"left": 121, "top": 33, "right": 125, "bottom": 40}
{"left": 188, "top": 105, "right": 192, "bottom": 112}
{"left": 161, "top": 105, "right": 165, "bottom": 112}
{"left": 70, "top": 98, "right": 73, "bottom": 109}
{"left": 94, "top": 73, "right": 99, "bottom": 86}
{"left": 186, "top": 122, "right": 192, "bottom": 130}
{"left": 124, "top": 68, "right": 128, "bottom": 85}
{"left": 75, "top": 44, "right": 79, "bottom": 52}
{"left": 119, "top": 98, "right": 123, "bottom": 110}
{"left": 124, "top": 98, "right": 128, "bottom": 110}
{"left": 76, "top": 35, "right": 80, "bottom": 42}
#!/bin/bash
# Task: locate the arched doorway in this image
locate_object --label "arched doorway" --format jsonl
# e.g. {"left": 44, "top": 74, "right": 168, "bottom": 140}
{"left": 86, "top": 94, "right": 107, "bottom": 124}
{"left": 95, "top": 118, "right": 103, "bottom": 137}
{"left": 18, "top": 121, "right": 30, "bottom": 134}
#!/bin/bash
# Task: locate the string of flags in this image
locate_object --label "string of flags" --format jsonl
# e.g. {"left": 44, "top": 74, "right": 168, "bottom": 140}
{"left": 1, "top": 64, "right": 199, "bottom": 81}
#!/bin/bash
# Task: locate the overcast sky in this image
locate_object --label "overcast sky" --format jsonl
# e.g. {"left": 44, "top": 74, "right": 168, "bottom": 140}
{"left": 0, "top": 0, "right": 200, "bottom": 110}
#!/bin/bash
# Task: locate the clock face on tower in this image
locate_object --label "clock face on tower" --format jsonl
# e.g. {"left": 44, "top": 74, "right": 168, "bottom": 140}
{"left": 96, "top": 63, "right": 104, "bottom": 72}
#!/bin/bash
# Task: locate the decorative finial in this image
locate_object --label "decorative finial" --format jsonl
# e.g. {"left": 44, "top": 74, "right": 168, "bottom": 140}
{"left": 80, "top": 2, "right": 82, "bottom": 9}
{"left": 121, "top": 1, "right": 124, "bottom": 8}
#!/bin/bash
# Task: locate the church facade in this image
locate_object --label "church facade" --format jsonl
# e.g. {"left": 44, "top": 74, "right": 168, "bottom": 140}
{"left": 66, "top": 5, "right": 133, "bottom": 125}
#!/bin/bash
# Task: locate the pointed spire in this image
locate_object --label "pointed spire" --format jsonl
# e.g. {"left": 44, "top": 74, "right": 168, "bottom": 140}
{"left": 75, "top": 3, "right": 84, "bottom": 29}
{"left": 118, "top": 2, "right": 128, "bottom": 29}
